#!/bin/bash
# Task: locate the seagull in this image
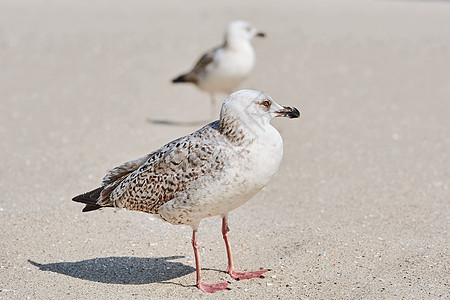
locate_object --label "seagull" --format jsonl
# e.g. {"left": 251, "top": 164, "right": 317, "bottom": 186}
{"left": 72, "top": 89, "right": 299, "bottom": 293}
{"left": 172, "top": 20, "right": 265, "bottom": 119}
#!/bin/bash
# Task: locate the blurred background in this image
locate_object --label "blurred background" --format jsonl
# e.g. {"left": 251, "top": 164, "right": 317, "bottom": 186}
{"left": 1, "top": 0, "right": 449, "bottom": 299}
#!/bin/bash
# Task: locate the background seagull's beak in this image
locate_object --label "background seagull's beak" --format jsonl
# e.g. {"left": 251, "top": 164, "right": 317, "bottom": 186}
{"left": 256, "top": 32, "right": 266, "bottom": 38}
{"left": 275, "top": 106, "right": 300, "bottom": 118}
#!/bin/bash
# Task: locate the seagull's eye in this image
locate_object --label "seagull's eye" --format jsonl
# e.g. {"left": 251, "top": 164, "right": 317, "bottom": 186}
{"left": 246, "top": 26, "right": 252, "bottom": 32}
{"left": 262, "top": 101, "right": 271, "bottom": 108}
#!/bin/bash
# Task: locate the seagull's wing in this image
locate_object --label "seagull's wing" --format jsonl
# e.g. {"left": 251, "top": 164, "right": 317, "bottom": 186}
{"left": 101, "top": 152, "right": 156, "bottom": 187}
{"left": 172, "top": 45, "right": 221, "bottom": 84}
{"left": 97, "top": 124, "right": 226, "bottom": 214}
{"left": 191, "top": 46, "right": 218, "bottom": 76}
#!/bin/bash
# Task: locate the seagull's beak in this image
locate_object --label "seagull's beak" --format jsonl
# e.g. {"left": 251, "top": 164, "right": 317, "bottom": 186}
{"left": 275, "top": 106, "right": 300, "bottom": 119}
{"left": 256, "top": 32, "right": 266, "bottom": 38}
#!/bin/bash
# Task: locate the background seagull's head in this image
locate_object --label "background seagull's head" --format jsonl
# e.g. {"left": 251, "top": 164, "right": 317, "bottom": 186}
{"left": 220, "top": 90, "right": 299, "bottom": 131}
{"left": 225, "top": 20, "right": 265, "bottom": 44}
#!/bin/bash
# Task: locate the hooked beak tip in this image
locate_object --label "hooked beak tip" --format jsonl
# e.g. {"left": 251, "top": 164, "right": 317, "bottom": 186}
{"left": 276, "top": 106, "right": 300, "bottom": 119}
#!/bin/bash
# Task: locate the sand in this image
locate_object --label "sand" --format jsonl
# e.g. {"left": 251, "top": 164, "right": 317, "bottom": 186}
{"left": 0, "top": 0, "right": 449, "bottom": 299}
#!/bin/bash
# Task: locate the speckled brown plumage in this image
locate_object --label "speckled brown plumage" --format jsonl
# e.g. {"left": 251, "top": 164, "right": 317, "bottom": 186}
{"left": 88, "top": 121, "right": 219, "bottom": 213}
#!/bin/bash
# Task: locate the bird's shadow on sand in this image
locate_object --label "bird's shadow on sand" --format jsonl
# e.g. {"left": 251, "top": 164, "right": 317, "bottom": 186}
{"left": 147, "top": 118, "right": 209, "bottom": 127}
{"left": 28, "top": 256, "right": 195, "bottom": 285}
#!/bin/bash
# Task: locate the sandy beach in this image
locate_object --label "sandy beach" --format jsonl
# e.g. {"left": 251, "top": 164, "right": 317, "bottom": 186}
{"left": 1, "top": 0, "right": 449, "bottom": 299}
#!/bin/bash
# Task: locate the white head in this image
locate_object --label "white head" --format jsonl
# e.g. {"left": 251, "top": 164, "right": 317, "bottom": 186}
{"left": 220, "top": 90, "right": 299, "bottom": 137}
{"left": 225, "top": 20, "right": 265, "bottom": 45}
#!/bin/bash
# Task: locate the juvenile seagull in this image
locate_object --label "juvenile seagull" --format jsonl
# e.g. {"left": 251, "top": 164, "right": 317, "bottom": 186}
{"left": 73, "top": 90, "right": 299, "bottom": 293}
{"left": 172, "top": 21, "right": 265, "bottom": 118}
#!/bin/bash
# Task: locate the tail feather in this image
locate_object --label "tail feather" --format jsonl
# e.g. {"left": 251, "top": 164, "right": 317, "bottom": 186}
{"left": 72, "top": 187, "right": 112, "bottom": 212}
{"left": 172, "top": 74, "right": 188, "bottom": 83}
{"left": 172, "top": 73, "right": 197, "bottom": 84}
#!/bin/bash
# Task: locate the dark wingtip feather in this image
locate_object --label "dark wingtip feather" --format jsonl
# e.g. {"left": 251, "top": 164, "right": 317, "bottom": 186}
{"left": 72, "top": 187, "right": 104, "bottom": 212}
{"left": 82, "top": 204, "right": 103, "bottom": 212}
{"left": 172, "top": 74, "right": 187, "bottom": 83}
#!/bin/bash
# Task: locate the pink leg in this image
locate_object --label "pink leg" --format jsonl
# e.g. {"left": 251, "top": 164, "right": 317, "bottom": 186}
{"left": 222, "top": 215, "right": 269, "bottom": 281}
{"left": 192, "top": 230, "right": 230, "bottom": 293}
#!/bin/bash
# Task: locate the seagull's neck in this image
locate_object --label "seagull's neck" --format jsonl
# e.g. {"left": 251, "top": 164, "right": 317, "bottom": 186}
{"left": 219, "top": 114, "right": 254, "bottom": 146}
{"left": 224, "top": 37, "right": 252, "bottom": 51}
{"left": 219, "top": 112, "right": 273, "bottom": 147}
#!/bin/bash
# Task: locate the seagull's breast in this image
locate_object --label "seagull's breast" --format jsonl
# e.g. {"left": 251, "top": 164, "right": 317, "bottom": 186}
{"left": 216, "top": 44, "right": 255, "bottom": 75}
{"left": 197, "top": 43, "right": 255, "bottom": 93}
{"left": 244, "top": 126, "right": 284, "bottom": 187}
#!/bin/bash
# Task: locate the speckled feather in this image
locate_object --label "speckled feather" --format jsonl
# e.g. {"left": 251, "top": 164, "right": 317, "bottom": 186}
{"left": 98, "top": 121, "right": 232, "bottom": 212}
